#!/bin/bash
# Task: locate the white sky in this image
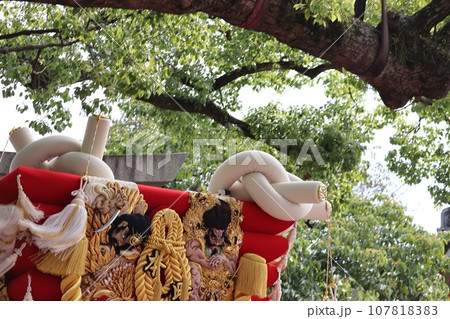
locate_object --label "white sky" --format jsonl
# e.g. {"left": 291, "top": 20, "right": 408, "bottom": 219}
{"left": 0, "top": 85, "right": 444, "bottom": 233}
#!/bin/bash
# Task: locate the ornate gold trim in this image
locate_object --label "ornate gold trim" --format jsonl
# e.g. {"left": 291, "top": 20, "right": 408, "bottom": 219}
{"left": 318, "top": 184, "right": 327, "bottom": 202}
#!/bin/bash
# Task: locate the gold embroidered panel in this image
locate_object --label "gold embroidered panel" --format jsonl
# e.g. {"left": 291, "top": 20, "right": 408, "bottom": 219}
{"left": 183, "top": 192, "right": 243, "bottom": 301}
{"left": 81, "top": 182, "right": 150, "bottom": 301}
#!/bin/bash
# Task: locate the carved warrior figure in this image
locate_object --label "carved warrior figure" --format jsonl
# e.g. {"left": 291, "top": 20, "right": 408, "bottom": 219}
{"left": 81, "top": 182, "right": 150, "bottom": 300}
{"left": 183, "top": 193, "right": 243, "bottom": 301}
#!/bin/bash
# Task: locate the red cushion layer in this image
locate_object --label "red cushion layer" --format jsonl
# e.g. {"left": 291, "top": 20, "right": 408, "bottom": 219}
{"left": 7, "top": 269, "right": 62, "bottom": 301}
{"left": 267, "top": 263, "right": 279, "bottom": 287}
{"left": 7, "top": 240, "right": 40, "bottom": 279}
{"left": 241, "top": 201, "right": 295, "bottom": 234}
{"left": 138, "top": 184, "right": 190, "bottom": 216}
{"left": 0, "top": 167, "right": 80, "bottom": 205}
{"left": 240, "top": 232, "right": 288, "bottom": 263}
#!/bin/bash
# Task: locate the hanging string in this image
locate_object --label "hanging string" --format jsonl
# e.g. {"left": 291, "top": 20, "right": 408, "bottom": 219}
{"left": 323, "top": 208, "right": 337, "bottom": 301}
{"left": 83, "top": 114, "right": 104, "bottom": 179}
{"left": 23, "top": 274, "right": 34, "bottom": 301}
{"left": 0, "top": 139, "right": 9, "bottom": 167}
{"left": 72, "top": 171, "right": 89, "bottom": 200}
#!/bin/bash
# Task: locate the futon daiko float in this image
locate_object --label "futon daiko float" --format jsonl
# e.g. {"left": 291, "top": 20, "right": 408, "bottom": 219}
{"left": 0, "top": 115, "right": 331, "bottom": 301}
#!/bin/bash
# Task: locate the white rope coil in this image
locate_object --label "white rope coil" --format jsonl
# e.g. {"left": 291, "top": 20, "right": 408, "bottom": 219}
{"left": 8, "top": 116, "right": 114, "bottom": 179}
{"left": 208, "top": 151, "right": 331, "bottom": 222}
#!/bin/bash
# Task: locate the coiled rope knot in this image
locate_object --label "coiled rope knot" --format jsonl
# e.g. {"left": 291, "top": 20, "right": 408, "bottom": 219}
{"left": 207, "top": 150, "right": 332, "bottom": 222}
{"left": 147, "top": 237, "right": 185, "bottom": 258}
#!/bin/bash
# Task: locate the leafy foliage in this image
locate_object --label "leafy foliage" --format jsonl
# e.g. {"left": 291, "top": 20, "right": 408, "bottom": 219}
{"left": 283, "top": 194, "right": 450, "bottom": 301}
{"left": 384, "top": 99, "right": 450, "bottom": 206}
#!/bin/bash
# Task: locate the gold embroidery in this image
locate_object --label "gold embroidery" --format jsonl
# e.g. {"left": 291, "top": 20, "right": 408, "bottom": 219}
{"left": 135, "top": 209, "right": 191, "bottom": 301}
{"left": 183, "top": 193, "right": 243, "bottom": 301}
{"left": 318, "top": 184, "right": 327, "bottom": 202}
{"left": 0, "top": 276, "right": 9, "bottom": 301}
{"left": 80, "top": 182, "right": 149, "bottom": 301}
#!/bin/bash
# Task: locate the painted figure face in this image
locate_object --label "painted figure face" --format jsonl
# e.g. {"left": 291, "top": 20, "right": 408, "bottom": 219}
{"left": 109, "top": 220, "right": 130, "bottom": 248}
{"left": 208, "top": 228, "right": 225, "bottom": 247}
{"left": 107, "top": 214, "right": 150, "bottom": 253}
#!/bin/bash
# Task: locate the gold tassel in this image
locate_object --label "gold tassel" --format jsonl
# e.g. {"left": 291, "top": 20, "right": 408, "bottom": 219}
{"left": 153, "top": 279, "right": 162, "bottom": 301}
{"left": 34, "top": 236, "right": 88, "bottom": 277}
{"left": 234, "top": 253, "right": 268, "bottom": 300}
{"left": 181, "top": 277, "right": 190, "bottom": 301}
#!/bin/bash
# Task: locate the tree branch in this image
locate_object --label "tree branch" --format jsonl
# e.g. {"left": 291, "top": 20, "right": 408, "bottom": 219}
{"left": 407, "top": 0, "right": 450, "bottom": 35}
{"left": 0, "top": 28, "right": 60, "bottom": 40}
{"left": 31, "top": 49, "right": 43, "bottom": 70}
{"left": 7, "top": 0, "right": 450, "bottom": 109}
{"left": 171, "top": 69, "right": 203, "bottom": 92}
{"left": 0, "top": 40, "right": 78, "bottom": 54}
{"left": 434, "top": 22, "right": 450, "bottom": 43}
{"left": 213, "top": 62, "right": 335, "bottom": 90}
{"left": 137, "top": 94, "right": 255, "bottom": 138}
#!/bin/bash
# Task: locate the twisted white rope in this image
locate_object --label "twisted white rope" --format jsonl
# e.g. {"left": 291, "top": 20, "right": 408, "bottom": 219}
{"left": 208, "top": 151, "right": 331, "bottom": 223}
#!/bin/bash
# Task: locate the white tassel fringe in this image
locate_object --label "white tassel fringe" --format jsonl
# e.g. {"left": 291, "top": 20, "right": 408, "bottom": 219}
{"left": 16, "top": 174, "right": 44, "bottom": 223}
{"left": 0, "top": 205, "right": 22, "bottom": 261}
{"left": 19, "top": 188, "right": 87, "bottom": 256}
{"left": 0, "top": 242, "right": 26, "bottom": 276}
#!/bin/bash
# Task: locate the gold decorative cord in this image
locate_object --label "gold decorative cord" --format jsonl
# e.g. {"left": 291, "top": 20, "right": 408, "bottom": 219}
{"left": 61, "top": 274, "right": 82, "bottom": 301}
{"left": 135, "top": 209, "right": 191, "bottom": 301}
{"left": 318, "top": 184, "right": 328, "bottom": 202}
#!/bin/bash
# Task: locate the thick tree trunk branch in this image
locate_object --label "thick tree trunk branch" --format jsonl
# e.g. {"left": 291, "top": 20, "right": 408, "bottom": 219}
{"left": 213, "top": 62, "right": 335, "bottom": 90}
{"left": 407, "top": 0, "right": 450, "bottom": 35}
{"left": 0, "top": 40, "right": 77, "bottom": 54}
{"left": 434, "top": 22, "right": 450, "bottom": 43}
{"left": 71, "top": 69, "right": 255, "bottom": 137}
{"left": 8, "top": 0, "right": 450, "bottom": 109}
{"left": 138, "top": 94, "right": 255, "bottom": 138}
{"left": 0, "top": 29, "right": 60, "bottom": 40}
